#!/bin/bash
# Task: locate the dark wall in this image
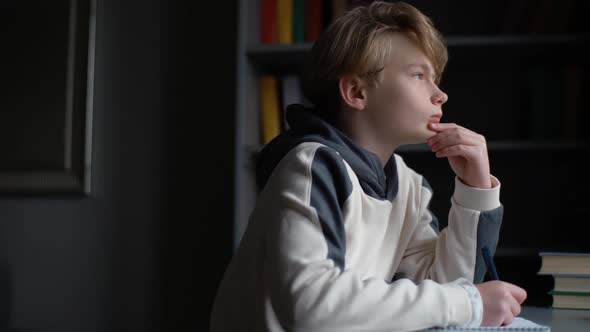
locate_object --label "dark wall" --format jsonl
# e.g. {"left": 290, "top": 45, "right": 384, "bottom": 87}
{"left": 159, "top": 1, "right": 237, "bottom": 330}
{"left": 0, "top": 0, "right": 236, "bottom": 331}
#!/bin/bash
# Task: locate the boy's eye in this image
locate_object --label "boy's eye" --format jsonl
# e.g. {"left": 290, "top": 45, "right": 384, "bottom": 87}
{"left": 413, "top": 73, "right": 424, "bottom": 80}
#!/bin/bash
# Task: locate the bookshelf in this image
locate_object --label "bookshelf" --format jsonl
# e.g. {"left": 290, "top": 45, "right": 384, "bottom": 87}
{"left": 248, "top": 34, "right": 590, "bottom": 71}
{"left": 234, "top": 0, "right": 589, "bottom": 305}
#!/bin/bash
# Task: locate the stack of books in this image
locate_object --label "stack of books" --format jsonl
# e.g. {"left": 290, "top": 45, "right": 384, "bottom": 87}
{"left": 538, "top": 252, "right": 590, "bottom": 310}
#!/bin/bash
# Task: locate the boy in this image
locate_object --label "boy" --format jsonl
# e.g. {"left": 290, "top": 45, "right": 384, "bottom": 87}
{"left": 211, "top": 1, "right": 527, "bottom": 331}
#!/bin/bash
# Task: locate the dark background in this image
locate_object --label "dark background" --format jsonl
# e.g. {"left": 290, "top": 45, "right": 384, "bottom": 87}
{"left": 0, "top": 0, "right": 235, "bottom": 331}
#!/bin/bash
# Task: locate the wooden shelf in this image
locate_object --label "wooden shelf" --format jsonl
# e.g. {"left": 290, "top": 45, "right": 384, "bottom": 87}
{"left": 390, "top": 140, "right": 589, "bottom": 153}
{"left": 247, "top": 34, "right": 590, "bottom": 72}
{"left": 495, "top": 246, "right": 590, "bottom": 258}
{"left": 246, "top": 43, "right": 310, "bottom": 74}
{"left": 245, "top": 140, "right": 590, "bottom": 163}
{"left": 445, "top": 34, "right": 590, "bottom": 47}
{"left": 495, "top": 247, "right": 541, "bottom": 257}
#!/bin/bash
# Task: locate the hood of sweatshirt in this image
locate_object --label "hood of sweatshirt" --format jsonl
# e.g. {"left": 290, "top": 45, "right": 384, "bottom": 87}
{"left": 255, "top": 104, "right": 399, "bottom": 201}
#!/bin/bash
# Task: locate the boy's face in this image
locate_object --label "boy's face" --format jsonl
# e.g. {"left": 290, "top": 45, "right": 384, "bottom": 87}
{"left": 364, "top": 33, "right": 448, "bottom": 145}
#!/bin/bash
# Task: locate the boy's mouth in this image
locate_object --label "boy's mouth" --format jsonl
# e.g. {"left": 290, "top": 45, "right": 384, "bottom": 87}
{"left": 429, "top": 114, "right": 442, "bottom": 123}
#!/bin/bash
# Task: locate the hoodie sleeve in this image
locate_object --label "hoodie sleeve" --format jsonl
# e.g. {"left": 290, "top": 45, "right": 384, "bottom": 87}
{"left": 262, "top": 143, "right": 477, "bottom": 331}
{"left": 395, "top": 175, "right": 503, "bottom": 285}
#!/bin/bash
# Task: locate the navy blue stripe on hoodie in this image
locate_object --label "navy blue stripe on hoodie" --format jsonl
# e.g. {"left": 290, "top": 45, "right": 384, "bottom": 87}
{"left": 309, "top": 146, "right": 353, "bottom": 270}
{"left": 256, "top": 104, "right": 398, "bottom": 202}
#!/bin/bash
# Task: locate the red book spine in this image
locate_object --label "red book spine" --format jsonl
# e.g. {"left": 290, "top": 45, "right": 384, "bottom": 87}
{"left": 261, "top": 0, "right": 277, "bottom": 44}
{"left": 305, "top": 0, "right": 322, "bottom": 42}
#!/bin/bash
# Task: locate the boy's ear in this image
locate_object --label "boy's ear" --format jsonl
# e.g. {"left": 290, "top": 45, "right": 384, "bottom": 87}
{"left": 338, "top": 74, "right": 368, "bottom": 111}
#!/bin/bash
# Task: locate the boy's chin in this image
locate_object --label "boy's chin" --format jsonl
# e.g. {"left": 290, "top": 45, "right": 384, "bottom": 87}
{"left": 406, "top": 129, "right": 435, "bottom": 144}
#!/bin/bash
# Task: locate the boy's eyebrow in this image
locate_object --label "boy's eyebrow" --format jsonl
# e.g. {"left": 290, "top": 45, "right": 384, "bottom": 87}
{"left": 404, "top": 62, "right": 433, "bottom": 72}
{"left": 404, "top": 62, "right": 437, "bottom": 81}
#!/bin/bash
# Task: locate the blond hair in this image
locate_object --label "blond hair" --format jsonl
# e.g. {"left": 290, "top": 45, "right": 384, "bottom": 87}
{"left": 301, "top": 1, "right": 448, "bottom": 121}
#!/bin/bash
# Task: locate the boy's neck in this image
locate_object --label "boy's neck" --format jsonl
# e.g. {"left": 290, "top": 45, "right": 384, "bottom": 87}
{"left": 336, "top": 111, "right": 400, "bottom": 168}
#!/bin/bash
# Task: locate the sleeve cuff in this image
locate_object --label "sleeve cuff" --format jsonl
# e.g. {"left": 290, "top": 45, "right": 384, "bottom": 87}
{"left": 454, "top": 278, "right": 483, "bottom": 327}
{"left": 453, "top": 175, "right": 501, "bottom": 211}
{"left": 439, "top": 278, "right": 477, "bottom": 326}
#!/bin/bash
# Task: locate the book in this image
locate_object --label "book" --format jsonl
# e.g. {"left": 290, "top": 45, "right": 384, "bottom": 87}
{"left": 280, "top": 75, "right": 311, "bottom": 130}
{"left": 280, "top": 75, "right": 300, "bottom": 131}
{"left": 259, "top": 76, "right": 282, "bottom": 144}
{"left": 527, "top": 68, "right": 561, "bottom": 139}
{"left": 500, "top": 0, "right": 529, "bottom": 33}
{"left": 537, "top": 252, "right": 590, "bottom": 310}
{"left": 277, "top": 0, "right": 293, "bottom": 44}
{"left": 527, "top": 67, "right": 546, "bottom": 139}
{"left": 553, "top": 274, "right": 590, "bottom": 293}
{"left": 528, "top": 0, "right": 554, "bottom": 34}
{"left": 260, "top": 0, "right": 277, "bottom": 44}
{"left": 549, "top": 290, "right": 590, "bottom": 310}
{"left": 305, "top": 0, "right": 323, "bottom": 42}
{"left": 560, "top": 64, "right": 581, "bottom": 139}
{"left": 293, "top": 0, "right": 305, "bottom": 43}
{"left": 538, "top": 252, "right": 590, "bottom": 275}
{"left": 425, "top": 317, "right": 550, "bottom": 331}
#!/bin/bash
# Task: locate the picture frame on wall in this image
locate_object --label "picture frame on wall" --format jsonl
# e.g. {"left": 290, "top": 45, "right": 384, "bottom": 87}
{"left": 0, "top": 0, "right": 96, "bottom": 195}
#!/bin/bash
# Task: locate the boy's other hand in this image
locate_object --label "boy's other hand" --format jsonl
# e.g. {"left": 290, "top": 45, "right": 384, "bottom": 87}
{"left": 475, "top": 281, "right": 528, "bottom": 326}
{"left": 426, "top": 123, "right": 492, "bottom": 189}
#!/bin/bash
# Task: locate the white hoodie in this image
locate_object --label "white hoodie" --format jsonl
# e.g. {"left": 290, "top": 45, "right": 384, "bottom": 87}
{"left": 211, "top": 106, "right": 503, "bottom": 332}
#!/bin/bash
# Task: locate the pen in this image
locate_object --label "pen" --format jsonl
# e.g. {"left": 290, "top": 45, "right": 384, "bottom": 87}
{"left": 482, "top": 245, "right": 500, "bottom": 280}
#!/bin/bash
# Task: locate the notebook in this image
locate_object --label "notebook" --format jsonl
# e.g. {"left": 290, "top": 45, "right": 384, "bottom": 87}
{"left": 424, "top": 317, "right": 550, "bottom": 331}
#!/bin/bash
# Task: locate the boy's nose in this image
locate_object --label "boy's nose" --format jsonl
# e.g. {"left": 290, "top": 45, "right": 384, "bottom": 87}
{"left": 431, "top": 90, "right": 448, "bottom": 106}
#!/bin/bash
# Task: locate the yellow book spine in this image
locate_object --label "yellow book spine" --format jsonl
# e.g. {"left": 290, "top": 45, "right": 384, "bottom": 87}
{"left": 259, "top": 76, "right": 281, "bottom": 144}
{"left": 277, "top": 0, "right": 293, "bottom": 44}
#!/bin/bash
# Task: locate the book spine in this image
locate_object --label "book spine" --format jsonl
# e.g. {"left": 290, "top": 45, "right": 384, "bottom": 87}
{"left": 277, "top": 0, "right": 293, "bottom": 44}
{"left": 260, "top": 76, "right": 282, "bottom": 144}
{"left": 561, "top": 64, "right": 580, "bottom": 138}
{"left": 305, "top": 0, "right": 323, "bottom": 42}
{"left": 261, "top": 0, "right": 277, "bottom": 44}
{"left": 293, "top": 0, "right": 305, "bottom": 43}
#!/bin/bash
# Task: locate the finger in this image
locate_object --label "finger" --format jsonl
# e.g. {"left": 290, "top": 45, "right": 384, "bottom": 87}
{"left": 428, "top": 122, "right": 464, "bottom": 133}
{"left": 434, "top": 144, "right": 479, "bottom": 159}
{"left": 430, "top": 131, "right": 484, "bottom": 152}
{"left": 508, "top": 294, "right": 521, "bottom": 317}
{"left": 508, "top": 284, "right": 528, "bottom": 304}
{"left": 500, "top": 297, "right": 519, "bottom": 326}
{"left": 428, "top": 127, "right": 483, "bottom": 147}
{"left": 503, "top": 315, "right": 515, "bottom": 326}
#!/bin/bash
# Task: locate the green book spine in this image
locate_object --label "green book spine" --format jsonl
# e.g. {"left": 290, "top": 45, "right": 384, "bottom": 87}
{"left": 549, "top": 290, "right": 590, "bottom": 296}
{"left": 293, "top": 0, "right": 305, "bottom": 42}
